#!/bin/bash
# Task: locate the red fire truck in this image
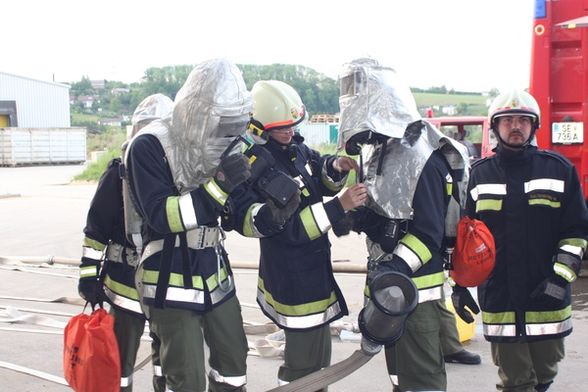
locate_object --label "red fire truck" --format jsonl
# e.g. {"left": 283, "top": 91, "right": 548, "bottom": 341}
{"left": 530, "top": 0, "right": 588, "bottom": 200}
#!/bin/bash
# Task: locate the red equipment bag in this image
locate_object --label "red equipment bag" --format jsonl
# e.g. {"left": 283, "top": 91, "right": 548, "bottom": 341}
{"left": 63, "top": 308, "right": 120, "bottom": 392}
{"left": 450, "top": 216, "right": 496, "bottom": 287}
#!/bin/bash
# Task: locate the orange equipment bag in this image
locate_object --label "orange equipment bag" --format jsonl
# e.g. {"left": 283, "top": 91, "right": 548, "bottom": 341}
{"left": 450, "top": 216, "right": 496, "bottom": 287}
{"left": 63, "top": 308, "right": 120, "bottom": 392}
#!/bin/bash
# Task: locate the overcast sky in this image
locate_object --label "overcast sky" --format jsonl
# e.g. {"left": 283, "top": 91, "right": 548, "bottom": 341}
{"left": 2, "top": 0, "right": 535, "bottom": 92}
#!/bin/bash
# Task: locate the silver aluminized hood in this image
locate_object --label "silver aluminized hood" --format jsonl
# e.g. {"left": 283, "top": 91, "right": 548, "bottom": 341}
{"left": 363, "top": 121, "right": 470, "bottom": 220}
{"left": 167, "top": 58, "right": 252, "bottom": 192}
{"left": 338, "top": 58, "right": 421, "bottom": 153}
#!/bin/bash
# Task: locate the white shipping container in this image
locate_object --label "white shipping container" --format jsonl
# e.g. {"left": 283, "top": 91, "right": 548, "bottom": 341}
{"left": 0, "top": 127, "right": 86, "bottom": 166}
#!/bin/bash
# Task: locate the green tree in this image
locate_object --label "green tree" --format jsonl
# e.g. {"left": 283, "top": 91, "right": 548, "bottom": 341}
{"left": 70, "top": 76, "right": 94, "bottom": 97}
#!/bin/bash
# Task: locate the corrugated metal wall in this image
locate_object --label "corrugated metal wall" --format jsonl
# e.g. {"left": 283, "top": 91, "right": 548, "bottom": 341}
{"left": 0, "top": 128, "right": 86, "bottom": 166}
{"left": 0, "top": 72, "right": 70, "bottom": 127}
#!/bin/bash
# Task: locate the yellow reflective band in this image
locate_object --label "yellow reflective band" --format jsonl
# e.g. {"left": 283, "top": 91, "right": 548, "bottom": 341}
{"left": 310, "top": 202, "right": 331, "bottom": 233}
{"left": 258, "top": 277, "right": 338, "bottom": 316}
{"left": 411, "top": 271, "right": 444, "bottom": 290}
{"left": 482, "top": 310, "right": 515, "bottom": 324}
{"left": 302, "top": 188, "right": 310, "bottom": 197}
{"left": 399, "top": 233, "right": 432, "bottom": 264}
{"left": 525, "top": 306, "right": 572, "bottom": 323}
{"left": 476, "top": 199, "right": 502, "bottom": 212}
{"left": 203, "top": 179, "right": 229, "bottom": 206}
{"left": 79, "top": 265, "right": 97, "bottom": 278}
{"left": 248, "top": 155, "right": 257, "bottom": 165}
{"left": 528, "top": 199, "right": 560, "bottom": 208}
{"left": 142, "top": 269, "right": 205, "bottom": 289}
{"left": 83, "top": 237, "right": 106, "bottom": 251}
{"left": 554, "top": 263, "right": 576, "bottom": 283}
{"left": 206, "top": 267, "right": 229, "bottom": 291}
{"left": 300, "top": 206, "right": 321, "bottom": 240}
{"left": 446, "top": 173, "right": 453, "bottom": 196}
{"left": 103, "top": 275, "right": 140, "bottom": 300}
{"left": 165, "top": 196, "right": 184, "bottom": 233}
{"left": 243, "top": 203, "right": 264, "bottom": 238}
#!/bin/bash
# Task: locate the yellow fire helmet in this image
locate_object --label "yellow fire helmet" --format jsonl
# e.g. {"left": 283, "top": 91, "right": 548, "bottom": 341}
{"left": 249, "top": 80, "right": 306, "bottom": 140}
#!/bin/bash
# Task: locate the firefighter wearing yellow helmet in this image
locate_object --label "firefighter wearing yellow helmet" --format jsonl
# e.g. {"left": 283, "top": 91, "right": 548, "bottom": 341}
{"left": 460, "top": 89, "right": 588, "bottom": 391}
{"left": 228, "top": 80, "right": 368, "bottom": 387}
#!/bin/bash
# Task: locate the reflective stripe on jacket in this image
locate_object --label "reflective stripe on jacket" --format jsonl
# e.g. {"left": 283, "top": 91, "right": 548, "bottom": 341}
{"left": 466, "top": 147, "right": 588, "bottom": 342}
{"left": 229, "top": 136, "right": 349, "bottom": 330}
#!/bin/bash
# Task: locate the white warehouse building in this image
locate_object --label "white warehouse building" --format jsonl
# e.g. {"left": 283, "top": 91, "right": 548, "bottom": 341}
{"left": 0, "top": 71, "right": 71, "bottom": 127}
{"left": 0, "top": 72, "right": 86, "bottom": 166}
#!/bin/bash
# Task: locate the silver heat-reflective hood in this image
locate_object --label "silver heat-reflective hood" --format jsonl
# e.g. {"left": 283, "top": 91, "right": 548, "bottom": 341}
{"left": 338, "top": 58, "right": 420, "bottom": 151}
{"left": 160, "top": 58, "right": 252, "bottom": 192}
{"left": 338, "top": 58, "right": 469, "bottom": 220}
{"left": 362, "top": 122, "right": 469, "bottom": 220}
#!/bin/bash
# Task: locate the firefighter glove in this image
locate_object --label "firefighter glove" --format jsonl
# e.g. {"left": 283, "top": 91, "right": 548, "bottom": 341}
{"left": 78, "top": 278, "right": 104, "bottom": 309}
{"left": 530, "top": 274, "right": 568, "bottom": 305}
{"left": 262, "top": 190, "right": 301, "bottom": 226}
{"left": 451, "top": 285, "right": 480, "bottom": 324}
{"left": 215, "top": 153, "right": 251, "bottom": 194}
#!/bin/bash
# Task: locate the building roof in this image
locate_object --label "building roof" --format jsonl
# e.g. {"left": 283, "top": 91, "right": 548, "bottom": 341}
{"left": 0, "top": 71, "right": 70, "bottom": 89}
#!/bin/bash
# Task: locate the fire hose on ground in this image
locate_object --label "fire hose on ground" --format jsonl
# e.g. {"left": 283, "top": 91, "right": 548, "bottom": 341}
{"left": 1, "top": 256, "right": 420, "bottom": 391}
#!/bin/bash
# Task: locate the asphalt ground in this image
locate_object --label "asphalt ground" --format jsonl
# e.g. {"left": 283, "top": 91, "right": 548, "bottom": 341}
{"left": 1, "top": 165, "right": 588, "bottom": 391}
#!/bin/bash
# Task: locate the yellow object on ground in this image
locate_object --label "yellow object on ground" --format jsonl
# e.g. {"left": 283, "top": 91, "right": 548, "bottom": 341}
{"left": 445, "top": 297, "right": 475, "bottom": 342}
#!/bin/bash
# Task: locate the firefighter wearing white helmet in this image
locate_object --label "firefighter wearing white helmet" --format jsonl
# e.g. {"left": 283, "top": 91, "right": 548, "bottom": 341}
{"left": 488, "top": 89, "right": 541, "bottom": 149}
{"left": 228, "top": 80, "right": 368, "bottom": 387}
{"left": 78, "top": 93, "right": 172, "bottom": 391}
{"left": 460, "top": 89, "right": 588, "bottom": 391}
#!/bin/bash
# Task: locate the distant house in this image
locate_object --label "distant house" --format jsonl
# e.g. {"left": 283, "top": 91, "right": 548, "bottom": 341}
{"left": 77, "top": 95, "right": 95, "bottom": 109}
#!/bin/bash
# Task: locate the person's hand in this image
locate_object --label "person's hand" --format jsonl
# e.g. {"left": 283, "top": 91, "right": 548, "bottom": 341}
{"left": 332, "top": 156, "right": 359, "bottom": 173}
{"left": 215, "top": 153, "right": 251, "bottom": 194}
{"left": 78, "top": 278, "right": 103, "bottom": 309}
{"left": 338, "top": 183, "right": 369, "bottom": 212}
{"left": 530, "top": 274, "right": 568, "bottom": 305}
{"left": 263, "top": 191, "right": 301, "bottom": 226}
{"left": 451, "top": 285, "right": 480, "bottom": 324}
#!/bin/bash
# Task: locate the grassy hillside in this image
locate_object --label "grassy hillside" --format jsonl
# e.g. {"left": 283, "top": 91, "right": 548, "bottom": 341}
{"left": 413, "top": 92, "right": 490, "bottom": 116}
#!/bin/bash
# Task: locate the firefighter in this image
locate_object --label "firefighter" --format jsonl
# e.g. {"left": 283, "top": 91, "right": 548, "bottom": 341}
{"left": 337, "top": 58, "right": 470, "bottom": 391}
{"left": 457, "top": 89, "right": 588, "bottom": 391}
{"left": 226, "top": 80, "right": 368, "bottom": 388}
{"left": 125, "top": 59, "right": 251, "bottom": 392}
{"left": 78, "top": 93, "right": 172, "bottom": 392}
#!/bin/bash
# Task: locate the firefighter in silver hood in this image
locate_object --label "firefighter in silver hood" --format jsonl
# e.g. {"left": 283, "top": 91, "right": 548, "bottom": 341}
{"left": 337, "top": 58, "right": 470, "bottom": 391}
{"left": 125, "top": 58, "right": 251, "bottom": 392}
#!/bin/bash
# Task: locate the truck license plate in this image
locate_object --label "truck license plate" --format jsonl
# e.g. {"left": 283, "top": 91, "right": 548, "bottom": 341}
{"left": 552, "top": 122, "right": 583, "bottom": 144}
